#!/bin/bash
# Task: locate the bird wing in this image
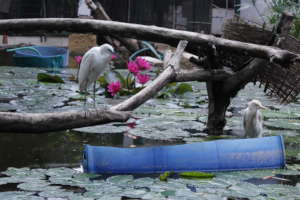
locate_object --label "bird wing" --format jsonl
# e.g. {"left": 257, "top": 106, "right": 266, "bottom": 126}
{"left": 78, "top": 50, "right": 97, "bottom": 92}
{"left": 257, "top": 111, "right": 263, "bottom": 125}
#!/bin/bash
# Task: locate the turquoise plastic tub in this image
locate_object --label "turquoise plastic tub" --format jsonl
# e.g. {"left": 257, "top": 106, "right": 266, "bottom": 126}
{"left": 83, "top": 136, "right": 285, "bottom": 174}
{"left": 8, "top": 46, "right": 69, "bottom": 68}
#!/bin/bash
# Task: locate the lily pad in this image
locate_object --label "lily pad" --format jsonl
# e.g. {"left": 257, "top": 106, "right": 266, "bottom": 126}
{"left": 179, "top": 171, "right": 215, "bottom": 180}
{"left": 37, "top": 73, "right": 64, "bottom": 83}
{"left": 159, "top": 172, "right": 172, "bottom": 182}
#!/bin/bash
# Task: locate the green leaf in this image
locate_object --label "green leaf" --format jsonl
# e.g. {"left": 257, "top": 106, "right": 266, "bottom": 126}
{"left": 156, "top": 92, "right": 172, "bottom": 99}
{"left": 97, "top": 75, "right": 108, "bottom": 88}
{"left": 159, "top": 171, "right": 172, "bottom": 182}
{"left": 179, "top": 171, "right": 215, "bottom": 180}
{"left": 112, "top": 70, "right": 127, "bottom": 88}
{"left": 174, "top": 83, "right": 193, "bottom": 95}
{"left": 37, "top": 73, "right": 64, "bottom": 83}
{"left": 161, "top": 190, "right": 176, "bottom": 197}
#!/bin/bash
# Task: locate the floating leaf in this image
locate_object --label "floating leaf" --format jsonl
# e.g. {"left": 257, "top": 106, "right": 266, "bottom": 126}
{"left": 179, "top": 171, "right": 215, "bottom": 180}
{"left": 37, "top": 73, "right": 64, "bottom": 83}
{"left": 159, "top": 171, "right": 173, "bottom": 182}
{"left": 174, "top": 83, "right": 193, "bottom": 95}
{"left": 161, "top": 190, "right": 176, "bottom": 197}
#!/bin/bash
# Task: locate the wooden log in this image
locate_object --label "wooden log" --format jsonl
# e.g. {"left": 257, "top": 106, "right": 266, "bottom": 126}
{"left": 0, "top": 18, "right": 299, "bottom": 64}
{"left": 0, "top": 109, "right": 131, "bottom": 133}
{"left": 175, "top": 68, "right": 234, "bottom": 82}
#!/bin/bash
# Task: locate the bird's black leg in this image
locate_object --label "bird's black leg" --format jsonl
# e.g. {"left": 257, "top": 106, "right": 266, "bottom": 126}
{"left": 93, "top": 81, "right": 96, "bottom": 108}
{"left": 83, "top": 91, "right": 88, "bottom": 118}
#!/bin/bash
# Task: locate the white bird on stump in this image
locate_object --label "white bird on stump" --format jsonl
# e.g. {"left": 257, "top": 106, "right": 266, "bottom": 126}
{"left": 78, "top": 44, "right": 115, "bottom": 102}
{"left": 243, "top": 99, "right": 267, "bottom": 138}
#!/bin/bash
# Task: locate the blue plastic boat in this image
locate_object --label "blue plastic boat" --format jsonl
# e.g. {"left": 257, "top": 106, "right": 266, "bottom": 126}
{"left": 7, "top": 46, "right": 69, "bottom": 68}
{"left": 83, "top": 136, "right": 285, "bottom": 174}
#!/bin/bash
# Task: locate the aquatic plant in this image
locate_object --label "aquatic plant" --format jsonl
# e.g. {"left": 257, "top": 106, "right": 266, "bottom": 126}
{"left": 107, "top": 81, "right": 121, "bottom": 97}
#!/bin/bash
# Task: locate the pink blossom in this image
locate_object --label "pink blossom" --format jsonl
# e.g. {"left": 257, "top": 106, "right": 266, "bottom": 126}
{"left": 135, "top": 57, "right": 152, "bottom": 71}
{"left": 136, "top": 73, "right": 151, "bottom": 85}
{"left": 127, "top": 61, "right": 139, "bottom": 75}
{"left": 74, "top": 56, "right": 82, "bottom": 64}
{"left": 111, "top": 54, "right": 117, "bottom": 60}
{"left": 126, "top": 122, "right": 137, "bottom": 129}
{"left": 107, "top": 81, "right": 121, "bottom": 96}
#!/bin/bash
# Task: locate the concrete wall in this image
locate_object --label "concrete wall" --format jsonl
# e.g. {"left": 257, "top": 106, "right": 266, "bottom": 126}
{"left": 211, "top": 8, "right": 235, "bottom": 35}
{"left": 78, "top": 0, "right": 91, "bottom": 16}
{"left": 240, "top": 0, "right": 271, "bottom": 27}
{"left": 211, "top": 0, "right": 272, "bottom": 35}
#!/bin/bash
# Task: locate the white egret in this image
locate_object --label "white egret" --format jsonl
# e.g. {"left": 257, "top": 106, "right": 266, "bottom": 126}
{"left": 78, "top": 44, "right": 115, "bottom": 101}
{"left": 243, "top": 99, "right": 267, "bottom": 138}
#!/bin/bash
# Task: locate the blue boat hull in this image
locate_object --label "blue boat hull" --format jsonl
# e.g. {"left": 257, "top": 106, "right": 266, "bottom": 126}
{"left": 83, "top": 136, "right": 285, "bottom": 174}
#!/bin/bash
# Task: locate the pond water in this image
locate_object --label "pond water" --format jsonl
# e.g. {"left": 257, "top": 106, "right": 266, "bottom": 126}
{"left": 0, "top": 66, "right": 299, "bottom": 199}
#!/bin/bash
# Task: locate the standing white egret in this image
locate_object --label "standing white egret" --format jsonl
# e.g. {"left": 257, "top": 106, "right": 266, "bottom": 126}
{"left": 78, "top": 44, "right": 115, "bottom": 100}
{"left": 243, "top": 99, "right": 267, "bottom": 138}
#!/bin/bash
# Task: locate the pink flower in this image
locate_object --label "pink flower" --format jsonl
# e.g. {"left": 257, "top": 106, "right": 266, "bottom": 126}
{"left": 74, "top": 56, "right": 82, "bottom": 64}
{"left": 107, "top": 81, "right": 121, "bottom": 96}
{"left": 127, "top": 122, "right": 137, "bottom": 129}
{"left": 127, "top": 61, "right": 139, "bottom": 75}
{"left": 136, "top": 74, "right": 151, "bottom": 85}
{"left": 111, "top": 54, "right": 117, "bottom": 60}
{"left": 135, "top": 57, "right": 152, "bottom": 71}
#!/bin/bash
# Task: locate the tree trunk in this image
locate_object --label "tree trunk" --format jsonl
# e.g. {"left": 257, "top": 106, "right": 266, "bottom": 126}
{"left": 206, "top": 85, "right": 231, "bottom": 135}
{"left": 205, "top": 13, "right": 295, "bottom": 135}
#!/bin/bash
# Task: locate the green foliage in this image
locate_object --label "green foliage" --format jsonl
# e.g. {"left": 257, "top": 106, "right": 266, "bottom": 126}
{"left": 174, "top": 83, "right": 193, "bottom": 95}
{"left": 159, "top": 171, "right": 172, "bottom": 181}
{"left": 249, "top": 0, "right": 300, "bottom": 38}
{"left": 37, "top": 73, "right": 64, "bottom": 83}
{"left": 157, "top": 82, "right": 193, "bottom": 99}
{"left": 179, "top": 171, "right": 215, "bottom": 179}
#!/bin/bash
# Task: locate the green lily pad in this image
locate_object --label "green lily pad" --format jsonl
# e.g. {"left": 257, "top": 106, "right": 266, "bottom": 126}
{"left": 262, "top": 110, "right": 299, "bottom": 119}
{"left": 0, "top": 192, "right": 43, "bottom": 200}
{"left": 161, "top": 190, "right": 176, "bottom": 197}
{"left": 174, "top": 83, "right": 193, "bottom": 95}
{"left": 264, "top": 119, "right": 300, "bottom": 131}
{"left": 37, "top": 73, "right": 64, "bottom": 83}
{"left": 159, "top": 172, "right": 172, "bottom": 182}
{"left": 179, "top": 171, "right": 215, "bottom": 180}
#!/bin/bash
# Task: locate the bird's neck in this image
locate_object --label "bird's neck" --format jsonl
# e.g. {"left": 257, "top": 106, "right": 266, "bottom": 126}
{"left": 248, "top": 107, "right": 259, "bottom": 116}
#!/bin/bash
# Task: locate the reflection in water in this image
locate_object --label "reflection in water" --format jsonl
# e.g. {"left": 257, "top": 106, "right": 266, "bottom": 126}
{"left": 0, "top": 130, "right": 181, "bottom": 171}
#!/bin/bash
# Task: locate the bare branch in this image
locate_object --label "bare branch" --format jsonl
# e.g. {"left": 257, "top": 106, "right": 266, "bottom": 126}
{"left": 0, "top": 18, "right": 298, "bottom": 64}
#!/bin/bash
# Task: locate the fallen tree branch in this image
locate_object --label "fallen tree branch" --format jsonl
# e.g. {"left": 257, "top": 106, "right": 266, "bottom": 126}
{"left": 0, "top": 109, "right": 130, "bottom": 133}
{"left": 175, "top": 68, "right": 234, "bottom": 82}
{"left": 111, "top": 40, "right": 188, "bottom": 111}
{"left": 0, "top": 18, "right": 298, "bottom": 64}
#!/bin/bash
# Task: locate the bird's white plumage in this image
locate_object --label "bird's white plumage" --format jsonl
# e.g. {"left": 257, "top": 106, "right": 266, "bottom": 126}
{"left": 242, "top": 99, "right": 266, "bottom": 138}
{"left": 78, "top": 44, "right": 114, "bottom": 93}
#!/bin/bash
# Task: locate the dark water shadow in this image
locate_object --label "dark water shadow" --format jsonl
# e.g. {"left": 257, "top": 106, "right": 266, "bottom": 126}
{"left": 0, "top": 130, "right": 181, "bottom": 171}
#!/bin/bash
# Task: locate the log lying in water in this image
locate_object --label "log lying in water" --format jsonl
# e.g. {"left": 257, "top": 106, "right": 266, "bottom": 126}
{"left": 0, "top": 109, "right": 131, "bottom": 133}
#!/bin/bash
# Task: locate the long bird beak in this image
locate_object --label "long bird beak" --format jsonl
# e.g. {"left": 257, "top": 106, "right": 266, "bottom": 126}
{"left": 259, "top": 105, "right": 268, "bottom": 110}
